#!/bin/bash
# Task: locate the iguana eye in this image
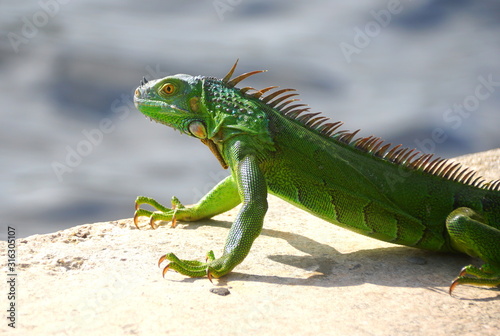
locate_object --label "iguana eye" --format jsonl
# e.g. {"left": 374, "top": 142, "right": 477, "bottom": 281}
{"left": 161, "top": 83, "right": 176, "bottom": 95}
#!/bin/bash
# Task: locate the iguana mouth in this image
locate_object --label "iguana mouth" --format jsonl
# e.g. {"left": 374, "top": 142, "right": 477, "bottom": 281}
{"left": 134, "top": 99, "right": 190, "bottom": 129}
{"left": 134, "top": 98, "right": 189, "bottom": 114}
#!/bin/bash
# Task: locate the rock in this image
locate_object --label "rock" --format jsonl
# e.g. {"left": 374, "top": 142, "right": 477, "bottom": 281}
{"left": 1, "top": 149, "right": 499, "bottom": 335}
{"left": 209, "top": 287, "right": 231, "bottom": 296}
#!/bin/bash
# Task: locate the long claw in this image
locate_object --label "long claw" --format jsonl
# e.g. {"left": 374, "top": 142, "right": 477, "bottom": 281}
{"left": 162, "top": 264, "right": 170, "bottom": 278}
{"left": 158, "top": 254, "right": 167, "bottom": 267}
{"left": 449, "top": 267, "right": 468, "bottom": 295}
{"left": 135, "top": 201, "right": 140, "bottom": 211}
{"left": 171, "top": 215, "right": 177, "bottom": 228}
{"left": 449, "top": 278, "right": 460, "bottom": 295}
{"left": 149, "top": 217, "right": 157, "bottom": 229}
{"left": 133, "top": 213, "right": 141, "bottom": 229}
{"left": 207, "top": 269, "right": 214, "bottom": 284}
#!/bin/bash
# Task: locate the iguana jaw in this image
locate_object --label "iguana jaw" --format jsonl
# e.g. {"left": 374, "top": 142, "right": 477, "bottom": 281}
{"left": 134, "top": 98, "right": 189, "bottom": 120}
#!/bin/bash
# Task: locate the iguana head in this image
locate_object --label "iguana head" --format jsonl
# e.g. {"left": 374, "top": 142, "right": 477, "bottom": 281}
{"left": 133, "top": 61, "right": 276, "bottom": 168}
{"left": 133, "top": 74, "right": 208, "bottom": 137}
{"left": 134, "top": 73, "right": 234, "bottom": 167}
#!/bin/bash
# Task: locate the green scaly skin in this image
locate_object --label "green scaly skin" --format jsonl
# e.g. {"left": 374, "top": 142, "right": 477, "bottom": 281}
{"left": 133, "top": 62, "right": 500, "bottom": 293}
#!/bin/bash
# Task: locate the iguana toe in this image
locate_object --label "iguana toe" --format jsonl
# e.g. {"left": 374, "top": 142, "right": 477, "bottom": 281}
{"left": 449, "top": 264, "right": 500, "bottom": 295}
{"left": 162, "top": 264, "right": 171, "bottom": 278}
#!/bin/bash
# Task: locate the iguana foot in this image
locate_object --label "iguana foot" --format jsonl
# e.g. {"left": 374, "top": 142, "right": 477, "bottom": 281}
{"left": 133, "top": 196, "right": 185, "bottom": 229}
{"left": 446, "top": 208, "right": 500, "bottom": 295}
{"left": 158, "top": 250, "right": 235, "bottom": 279}
{"left": 449, "top": 264, "right": 500, "bottom": 295}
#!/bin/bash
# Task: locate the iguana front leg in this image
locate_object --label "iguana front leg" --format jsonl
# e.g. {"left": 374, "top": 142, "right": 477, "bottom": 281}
{"left": 134, "top": 174, "right": 240, "bottom": 229}
{"left": 135, "top": 151, "right": 268, "bottom": 279}
{"left": 446, "top": 207, "right": 500, "bottom": 294}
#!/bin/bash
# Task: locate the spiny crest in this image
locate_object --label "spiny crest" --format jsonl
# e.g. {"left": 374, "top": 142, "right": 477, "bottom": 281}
{"left": 220, "top": 61, "right": 500, "bottom": 191}
{"left": 222, "top": 59, "right": 267, "bottom": 88}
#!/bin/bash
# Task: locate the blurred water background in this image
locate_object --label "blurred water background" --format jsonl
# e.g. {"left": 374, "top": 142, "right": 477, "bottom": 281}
{"left": 1, "top": 0, "right": 499, "bottom": 240}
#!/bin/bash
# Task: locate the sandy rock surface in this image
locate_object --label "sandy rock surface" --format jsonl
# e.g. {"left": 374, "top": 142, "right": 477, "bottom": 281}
{"left": 1, "top": 149, "right": 499, "bottom": 335}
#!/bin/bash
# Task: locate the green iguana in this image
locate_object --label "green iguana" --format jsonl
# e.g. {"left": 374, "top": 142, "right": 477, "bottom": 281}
{"left": 133, "top": 61, "right": 500, "bottom": 294}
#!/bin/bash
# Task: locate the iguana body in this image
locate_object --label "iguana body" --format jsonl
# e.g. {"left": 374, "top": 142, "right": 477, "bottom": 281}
{"left": 133, "top": 61, "right": 500, "bottom": 293}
